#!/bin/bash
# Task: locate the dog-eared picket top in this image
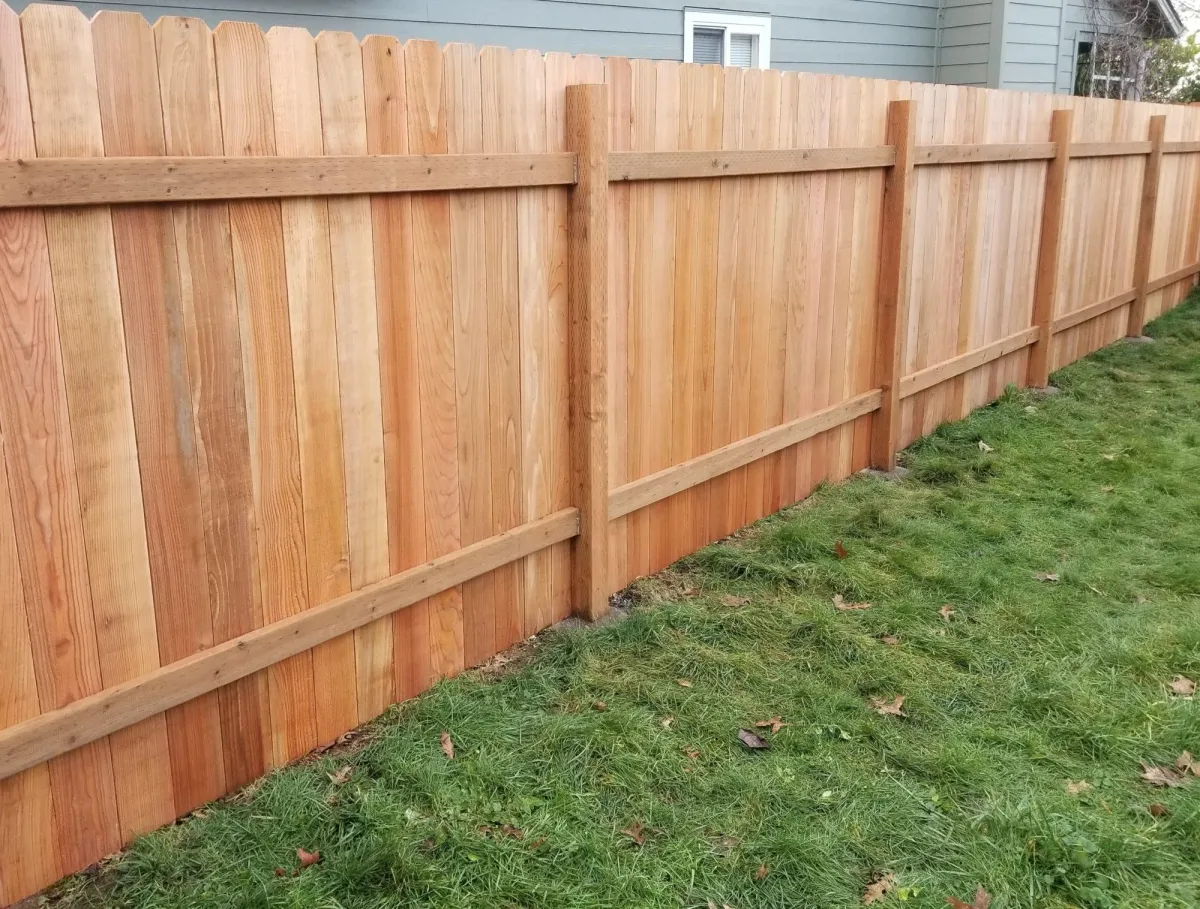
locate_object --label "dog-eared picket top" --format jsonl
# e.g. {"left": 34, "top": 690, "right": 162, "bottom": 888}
{"left": 2, "top": 4, "right": 1200, "bottom": 904}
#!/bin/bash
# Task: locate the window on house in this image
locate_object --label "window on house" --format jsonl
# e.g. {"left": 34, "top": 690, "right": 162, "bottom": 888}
{"left": 684, "top": 10, "right": 771, "bottom": 69}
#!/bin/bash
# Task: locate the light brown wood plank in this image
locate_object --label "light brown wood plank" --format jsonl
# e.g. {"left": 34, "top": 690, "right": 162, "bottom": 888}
{"left": 92, "top": 9, "right": 226, "bottom": 814}
{"left": 1050, "top": 287, "right": 1136, "bottom": 334}
{"left": 900, "top": 326, "right": 1039, "bottom": 399}
{"left": 154, "top": 13, "right": 271, "bottom": 790}
{"left": 214, "top": 19, "right": 318, "bottom": 765}
{"left": 1128, "top": 115, "right": 1165, "bottom": 337}
{"left": 24, "top": 2, "right": 176, "bottom": 840}
{"left": 1027, "top": 108, "right": 1071, "bottom": 388}
{"left": 1070, "top": 140, "right": 1152, "bottom": 159}
{"left": 0, "top": 152, "right": 575, "bottom": 208}
{"left": 406, "top": 39, "right": 465, "bottom": 677}
{"left": 914, "top": 141, "right": 1055, "bottom": 165}
{"left": 1146, "top": 259, "right": 1200, "bottom": 293}
{"left": 316, "top": 29, "right": 393, "bottom": 721}
{"left": 0, "top": 508, "right": 579, "bottom": 782}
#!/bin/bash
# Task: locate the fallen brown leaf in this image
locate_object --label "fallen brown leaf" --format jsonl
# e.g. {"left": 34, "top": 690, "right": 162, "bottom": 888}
{"left": 661, "top": 716, "right": 675, "bottom": 729}
{"left": 712, "top": 834, "right": 741, "bottom": 856}
{"left": 1177, "top": 751, "right": 1199, "bottom": 776}
{"left": 1034, "top": 572, "right": 1060, "bottom": 582}
{"left": 498, "top": 823, "right": 524, "bottom": 840}
{"left": 1141, "top": 762, "right": 1187, "bottom": 788}
{"left": 1065, "top": 780, "right": 1092, "bottom": 795}
{"left": 274, "top": 867, "right": 286, "bottom": 877}
{"left": 1149, "top": 803, "right": 1169, "bottom": 817}
{"left": 592, "top": 700, "right": 608, "bottom": 712}
{"left": 834, "top": 540, "right": 850, "bottom": 560}
{"left": 738, "top": 729, "right": 770, "bottom": 750}
{"left": 870, "top": 695, "right": 907, "bottom": 718}
{"left": 1169, "top": 676, "right": 1196, "bottom": 697}
{"left": 977, "top": 440, "right": 994, "bottom": 453}
{"left": 939, "top": 604, "right": 955, "bottom": 621}
{"left": 881, "top": 635, "right": 900, "bottom": 646}
{"left": 328, "top": 765, "right": 352, "bottom": 785}
{"left": 677, "top": 678, "right": 693, "bottom": 688}
{"left": 296, "top": 848, "right": 321, "bottom": 868}
{"left": 528, "top": 836, "right": 547, "bottom": 849}
{"left": 946, "top": 886, "right": 991, "bottom": 909}
{"left": 440, "top": 731, "right": 454, "bottom": 760}
{"left": 621, "top": 821, "right": 646, "bottom": 846}
{"left": 834, "top": 594, "right": 872, "bottom": 611}
{"left": 720, "top": 594, "right": 750, "bottom": 608}
{"left": 755, "top": 716, "right": 788, "bottom": 734}
{"left": 683, "top": 747, "right": 700, "bottom": 760}
{"left": 755, "top": 864, "right": 770, "bottom": 881}
{"left": 863, "top": 872, "right": 895, "bottom": 905}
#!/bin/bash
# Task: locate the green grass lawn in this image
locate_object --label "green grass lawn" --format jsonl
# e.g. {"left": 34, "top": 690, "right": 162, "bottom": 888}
{"left": 51, "top": 300, "right": 1200, "bottom": 909}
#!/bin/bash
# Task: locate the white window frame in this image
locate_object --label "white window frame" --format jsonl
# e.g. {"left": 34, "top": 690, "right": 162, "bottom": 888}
{"left": 683, "top": 9, "right": 771, "bottom": 70}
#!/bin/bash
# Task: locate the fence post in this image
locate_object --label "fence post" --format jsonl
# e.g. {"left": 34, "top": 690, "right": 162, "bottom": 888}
{"left": 1128, "top": 114, "right": 1166, "bottom": 337}
{"left": 871, "top": 98, "right": 917, "bottom": 471}
{"left": 566, "top": 83, "right": 610, "bottom": 622}
{"left": 1027, "top": 108, "right": 1072, "bottom": 388}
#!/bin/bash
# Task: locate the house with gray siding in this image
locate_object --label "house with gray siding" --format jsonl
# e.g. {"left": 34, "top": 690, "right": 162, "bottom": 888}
{"left": 13, "top": 0, "right": 1184, "bottom": 94}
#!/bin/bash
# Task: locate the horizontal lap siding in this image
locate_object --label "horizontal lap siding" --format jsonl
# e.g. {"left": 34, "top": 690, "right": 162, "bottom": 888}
{"left": 936, "top": 0, "right": 991, "bottom": 87}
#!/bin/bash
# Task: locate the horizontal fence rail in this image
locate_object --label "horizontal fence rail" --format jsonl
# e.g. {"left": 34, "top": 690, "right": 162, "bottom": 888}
{"left": 2, "top": 5, "right": 1200, "bottom": 905}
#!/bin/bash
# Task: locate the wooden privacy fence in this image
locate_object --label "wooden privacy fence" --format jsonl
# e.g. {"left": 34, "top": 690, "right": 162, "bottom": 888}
{"left": 2, "top": 2, "right": 1199, "bottom": 902}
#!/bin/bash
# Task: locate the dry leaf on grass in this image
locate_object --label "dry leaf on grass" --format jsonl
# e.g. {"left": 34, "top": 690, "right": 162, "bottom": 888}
{"left": 946, "top": 886, "right": 991, "bottom": 909}
{"left": 755, "top": 716, "right": 788, "bottom": 734}
{"left": 1177, "top": 751, "right": 1199, "bottom": 776}
{"left": 720, "top": 594, "right": 750, "bottom": 608}
{"left": 977, "top": 440, "right": 994, "bottom": 452}
{"left": 834, "top": 594, "right": 872, "bottom": 611}
{"left": 755, "top": 864, "right": 770, "bottom": 881}
{"left": 1141, "top": 762, "right": 1187, "bottom": 787}
{"left": 881, "top": 635, "right": 900, "bottom": 646}
{"left": 1149, "top": 803, "right": 1169, "bottom": 817}
{"left": 870, "top": 696, "right": 907, "bottom": 718}
{"left": 834, "top": 540, "right": 850, "bottom": 560}
{"left": 677, "top": 678, "right": 693, "bottom": 688}
{"left": 738, "top": 729, "right": 771, "bottom": 750}
{"left": 1034, "top": 572, "right": 1060, "bottom": 582}
{"left": 939, "top": 604, "right": 955, "bottom": 621}
{"left": 440, "top": 731, "right": 454, "bottom": 760}
{"left": 661, "top": 716, "right": 675, "bottom": 729}
{"left": 1169, "top": 676, "right": 1196, "bottom": 697}
{"left": 683, "top": 747, "right": 701, "bottom": 760}
{"left": 328, "top": 766, "right": 352, "bottom": 785}
{"left": 712, "top": 834, "right": 741, "bottom": 856}
{"left": 862, "top": 872, "right": 895, "bottom": 905}
{"left": 621, "top": 822, "right": 647, "bottom": 846}
{"left": 296, "top": 848, "right": 321, "bottom": 868}
{"left": 592, "top": 700, "right": 608, "bottom": 712}
{"left": 1065, "top": 780, "right": 1092, "bottom": 795}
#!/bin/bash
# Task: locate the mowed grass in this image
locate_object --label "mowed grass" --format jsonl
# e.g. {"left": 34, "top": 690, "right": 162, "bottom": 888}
{"left": 50, "top": 299, "right": 1200, "bottom": 909}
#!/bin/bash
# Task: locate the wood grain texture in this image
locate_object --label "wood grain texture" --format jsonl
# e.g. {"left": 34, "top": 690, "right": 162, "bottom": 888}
{"left": 1028, "top": 109, "right": 1071, "bottom": 388}
{"left": 23, "top": 2, "right": 176, "bottom": 842}
{"left": 406, "top": 39, "right": 465, "bottom": 679}
{"left": 1128, "top": 115, "right": 1166, "bottom": 337}
{"left": 316, "top": 29, "right": 393, "bottom": 722}
{"left": 266, "top": 26, "right": 358, "bottom": 746}
{"left": 0, "top": 508, "right": 579, "bottom": 782}
{"left": 363, "top": 34, "right": 431, "bottom": 701}
{"left": 480, "top": 45, "right": 525, "bottom": 650}
{"left": 154, "top": 13, "right": 271, "bottom": 790}
{"left": 92, "top": 9, "right": 226, "bottom": 815}
{"left": 214, "top": 19, "right": 318, "bottom": 765}
{"left": 445, "top": 41, "right": 497, "bottom": 665}
{"left": 0, "top": 152, "right": 575, "bottom": 207}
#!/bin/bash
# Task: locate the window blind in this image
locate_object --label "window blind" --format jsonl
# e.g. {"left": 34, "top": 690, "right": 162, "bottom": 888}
{"left": 692, "top": 27, "right": 724, "bottom": 65}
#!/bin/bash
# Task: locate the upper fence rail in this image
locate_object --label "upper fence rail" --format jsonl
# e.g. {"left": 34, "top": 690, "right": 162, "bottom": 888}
{"left": 4, "top": 135, "right": 1200, "bottom": 208}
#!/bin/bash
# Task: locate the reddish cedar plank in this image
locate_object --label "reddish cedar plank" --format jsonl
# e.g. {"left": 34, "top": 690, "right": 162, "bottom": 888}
{"left": 154, "top": 14, "right": 271, "bottom": 788}
{"left": 213, "top": 19, "right": 318, "bottom": 764}
{"left": 265, "top": 25, "right": 358, "bottom": 745}
{"left": 315, "top": 29, "right": 394, "bottom": 720}
{"left": 406, "top": 39, "right": 465, "bottom": 678}
{"left": 480, "top": 45, "right": 525, "bottom": 648}
{"left": 92, "top": 9, "right": 226, "bottom": 815}
{"left": 362, "top": 34, "right": 432, "bottom": 700}
{"left": 444, "top": 42, "right": 498, "bottom": 666}
{"left": 23, "top": 2, "right": 176, "bottom": 840}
